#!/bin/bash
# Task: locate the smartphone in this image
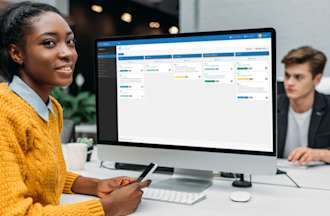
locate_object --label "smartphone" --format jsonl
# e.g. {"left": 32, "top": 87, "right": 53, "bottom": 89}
{"left": 136, "top": 163, "right": 158, "bottom": 182}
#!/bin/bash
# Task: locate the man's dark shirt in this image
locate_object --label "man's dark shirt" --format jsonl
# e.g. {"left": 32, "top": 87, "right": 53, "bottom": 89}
{"left": 277, "top": 91, "right": 330, "bottom": 158}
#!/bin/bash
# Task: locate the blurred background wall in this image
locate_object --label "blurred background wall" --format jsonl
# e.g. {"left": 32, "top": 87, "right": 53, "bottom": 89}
{"left": 180, "top": 0, "right": 330, "bottom": 79}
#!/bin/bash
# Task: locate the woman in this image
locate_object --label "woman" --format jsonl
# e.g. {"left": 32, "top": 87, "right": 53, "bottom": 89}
{"left": 0, "top": 2, "right": 150, "bottom": 216}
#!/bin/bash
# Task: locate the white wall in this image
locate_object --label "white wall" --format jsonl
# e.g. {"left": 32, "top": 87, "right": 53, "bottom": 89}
{"left": 180, "top": 0, "right": 330, "bottom": 78}
{"left": 179, "top": 0, "right": 198, "bottom": 33}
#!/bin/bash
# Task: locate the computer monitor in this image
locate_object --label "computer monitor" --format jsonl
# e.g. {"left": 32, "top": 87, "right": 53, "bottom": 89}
{"left": 95, "top": 28, "right": 277, "bottom": 191}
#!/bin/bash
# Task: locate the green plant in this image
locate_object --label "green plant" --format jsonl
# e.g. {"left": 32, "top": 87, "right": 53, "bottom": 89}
{"left": 52, "top": 87, "right": 96, "bottom": 124}
{"left": 76, "top": 137, "right": 94, "bottom": 148}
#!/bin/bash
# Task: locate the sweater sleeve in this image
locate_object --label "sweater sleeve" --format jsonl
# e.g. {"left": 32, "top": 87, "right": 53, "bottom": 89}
{"left": 0, "top": 124, "right": 104, "bottom": 216}
{"left": 63, "top": 172, "right": 80, "bottom": 194}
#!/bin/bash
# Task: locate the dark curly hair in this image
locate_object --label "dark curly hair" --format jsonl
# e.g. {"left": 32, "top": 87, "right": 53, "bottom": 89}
{"left": 0, "top": 1, "right": 63, "bottom": 82}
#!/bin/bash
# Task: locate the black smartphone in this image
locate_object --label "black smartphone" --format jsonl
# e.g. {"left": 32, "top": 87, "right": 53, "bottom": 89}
{"left": 136, "top": 163, "right": 158, "bottom": 182}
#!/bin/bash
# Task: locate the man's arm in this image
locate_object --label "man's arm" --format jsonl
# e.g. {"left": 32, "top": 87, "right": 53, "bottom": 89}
{"left": 318, "top": 149, "right": 330, "bottom": 163}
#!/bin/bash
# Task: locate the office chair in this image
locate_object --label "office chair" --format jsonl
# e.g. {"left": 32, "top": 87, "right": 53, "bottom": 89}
{"left": 277, "top": 81, "right": 285, "bottom": 95}
{"left": 316, "top": 76, "right": 330, "bottom": 95}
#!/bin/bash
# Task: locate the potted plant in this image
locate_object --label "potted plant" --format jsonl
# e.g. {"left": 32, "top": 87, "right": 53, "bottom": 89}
{"left": 52, "top": 74, "right": 97, "bottom": 157}
{"left": 52, "top": 87, "right": 96, "bottom": 125}
{"left": 52, "top": 73, "right": 96, "bottom": 125}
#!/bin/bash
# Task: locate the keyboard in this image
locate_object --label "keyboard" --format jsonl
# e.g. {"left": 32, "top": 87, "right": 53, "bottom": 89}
{"left": 142, "top": 188, "right": 206, "bottom": 205}
{"left": 277, "top": 159, "right": 325, "bottom": 169}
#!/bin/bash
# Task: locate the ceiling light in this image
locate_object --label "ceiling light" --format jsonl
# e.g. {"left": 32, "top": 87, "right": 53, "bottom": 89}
{"left": 121, "top": 12, "right": 132, "bottom": 23}
{"left": 149, "top": 21, "right": 160, "bottom": 29}
{"left": 169, "top": 26, "right": 179, "bottom": 34}
{"left": 91, "top": 4, "right": 103, "bottom": 13}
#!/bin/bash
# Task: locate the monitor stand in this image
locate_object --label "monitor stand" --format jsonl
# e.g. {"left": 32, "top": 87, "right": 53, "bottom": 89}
{"left": 232, "top": 174, "right": 252, "bottom": 188}
{"left": 150, "top": 168, "right": 213, "bottom": 193}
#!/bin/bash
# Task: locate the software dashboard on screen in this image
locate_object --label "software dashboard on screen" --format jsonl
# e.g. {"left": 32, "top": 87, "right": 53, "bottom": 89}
{"left": 96, "top": 31, "right": 273, "bottom": 154}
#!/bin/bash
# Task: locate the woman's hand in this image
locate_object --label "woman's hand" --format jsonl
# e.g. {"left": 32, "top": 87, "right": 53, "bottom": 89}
{"left": 71, "top": 176, "right": 135, "bottom": 198}
{"left": 100, "top": 180, "right": 151, "bottom": 216}
{"left": 95, "top": 176, "right": 136, "bottom": 198}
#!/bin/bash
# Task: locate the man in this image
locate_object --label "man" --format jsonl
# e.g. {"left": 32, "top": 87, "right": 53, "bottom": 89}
{"left": 278, "top": 46, "right": 330, "bottom": 164}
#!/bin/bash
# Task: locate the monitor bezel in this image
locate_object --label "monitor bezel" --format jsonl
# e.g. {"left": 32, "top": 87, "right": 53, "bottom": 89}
{"left": 94, "top": 28, "right": 276, "bottom": 157}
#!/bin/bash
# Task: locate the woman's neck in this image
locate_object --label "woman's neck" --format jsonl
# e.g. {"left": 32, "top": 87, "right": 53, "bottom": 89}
{"left": 19, "top": 73, "right": 52, "bottom": 103}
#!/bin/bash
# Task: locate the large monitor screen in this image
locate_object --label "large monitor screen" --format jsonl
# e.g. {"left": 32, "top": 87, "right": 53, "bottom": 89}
{"left": 96, "top": 28, "right": 276, "bottom": 156}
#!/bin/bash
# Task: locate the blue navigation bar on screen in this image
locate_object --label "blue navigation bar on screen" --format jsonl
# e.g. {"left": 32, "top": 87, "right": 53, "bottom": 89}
{"left": 173, "top": 54, "right": 202, "bottom": 58}
{"left": 117, "top": 51, "right": 269, "bottom": 61}
{"left": 235, "top": 51, "right": 269, "bottom": 56}
{"left": 97, "top": 32, "right": 272, "bottom": 47}
{"left": 118, "top": 56, "right": 144, "bottom": 60}
{"left": 98, "top": 54, "right": 116, "bottom": 58}
{"left": 203, "top": 52, "right": 234, "bottom": 57}
{"left": 145, "top": 55, "right": 172, "bottom": 59}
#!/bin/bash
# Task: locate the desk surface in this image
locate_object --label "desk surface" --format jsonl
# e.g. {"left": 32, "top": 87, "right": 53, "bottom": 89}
{"left": 253, "top": 159, "right": 330, "bottom": 191}
{"left": 61, "top": 160, "right": 330, "bottom": 216}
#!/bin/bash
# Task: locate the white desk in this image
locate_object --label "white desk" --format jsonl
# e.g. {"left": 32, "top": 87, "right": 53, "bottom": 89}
{"left": 61, "top": 160, "right": 330, "bottom": 215}
{"left": 252, "top": 160, "right": 330, "bottom": 191}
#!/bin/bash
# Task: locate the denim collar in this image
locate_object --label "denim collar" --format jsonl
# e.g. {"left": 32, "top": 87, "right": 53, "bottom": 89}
{"left": 9, "top": 75, "right": 54, "bottom": 122}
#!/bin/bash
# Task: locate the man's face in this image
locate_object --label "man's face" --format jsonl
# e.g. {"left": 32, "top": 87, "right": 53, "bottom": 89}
{"left": 284, "top": 63, "right": 321, "bottom": 100}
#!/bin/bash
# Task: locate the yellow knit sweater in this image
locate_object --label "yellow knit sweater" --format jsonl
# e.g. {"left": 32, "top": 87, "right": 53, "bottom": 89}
{"left": 0, "top": 83, "right": 104, "bottom": 216}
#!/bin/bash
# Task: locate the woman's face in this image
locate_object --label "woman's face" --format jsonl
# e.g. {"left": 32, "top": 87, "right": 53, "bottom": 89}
{"left": 19, "top": 11, "right": 78, "bottom": 88}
